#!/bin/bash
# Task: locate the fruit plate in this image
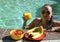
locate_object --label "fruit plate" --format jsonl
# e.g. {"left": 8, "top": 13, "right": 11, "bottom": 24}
{"left": 24, "top": 33, "right": 46, "bottom": 41}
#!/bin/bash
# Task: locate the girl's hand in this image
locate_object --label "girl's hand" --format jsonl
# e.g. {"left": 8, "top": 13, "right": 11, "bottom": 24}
{"left": 23, "top": 17, "right": 28, "bottom": 22}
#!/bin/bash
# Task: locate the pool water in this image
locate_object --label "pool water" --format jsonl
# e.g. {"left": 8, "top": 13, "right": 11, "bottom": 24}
{"left": 0, "top": 0, "right": 60, "bottom": 29}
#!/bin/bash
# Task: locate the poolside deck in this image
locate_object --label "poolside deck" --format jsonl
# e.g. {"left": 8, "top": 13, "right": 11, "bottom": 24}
{"left": 0, "top": 28, "right": 60, "bottom": 42}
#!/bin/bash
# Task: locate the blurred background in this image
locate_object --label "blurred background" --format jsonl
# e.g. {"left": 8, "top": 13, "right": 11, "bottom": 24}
{"left": 0, "top": 0, "right": 60, "bottom": 29}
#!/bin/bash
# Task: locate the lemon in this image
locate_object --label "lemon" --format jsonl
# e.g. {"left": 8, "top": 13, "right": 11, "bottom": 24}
{"left": 23, "top": 13, "right": 32, "bottom": 20}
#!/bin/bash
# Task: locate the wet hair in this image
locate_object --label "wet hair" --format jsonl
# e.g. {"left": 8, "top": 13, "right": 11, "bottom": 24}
{"left": 43, "top": 4, "right": 53, "bottom": 11}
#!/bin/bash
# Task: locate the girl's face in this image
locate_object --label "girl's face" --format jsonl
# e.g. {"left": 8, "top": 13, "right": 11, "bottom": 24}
{"left": 42, "top": 6, "right": 53, "bottom": 21}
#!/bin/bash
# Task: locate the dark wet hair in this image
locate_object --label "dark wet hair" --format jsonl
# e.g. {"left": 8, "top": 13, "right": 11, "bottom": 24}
{"left": 43, "top": 4, "right": 53, "bottom": 11}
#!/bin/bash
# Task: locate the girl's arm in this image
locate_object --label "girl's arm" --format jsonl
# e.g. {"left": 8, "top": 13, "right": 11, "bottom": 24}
{"left": 52, "top": 20, "right": 60, "bottom": 27}
{"left": 51, "top": 20, "right": 60, "bottom": 31}
{"left": 28, "top": 19, "right": 36, "bottom": 29}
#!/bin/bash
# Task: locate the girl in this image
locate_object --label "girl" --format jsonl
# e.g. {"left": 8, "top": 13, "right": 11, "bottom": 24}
{"left": 23, "top": 4, "right": 60, "bottom": 32}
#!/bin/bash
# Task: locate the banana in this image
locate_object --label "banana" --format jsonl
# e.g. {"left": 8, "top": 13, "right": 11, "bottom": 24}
{"left": 27, "top": 27, "right": 44, "bottom": 39}
{"left": 29, "top": 32, "right": 40, "bottom": 36}
{"left": 32, "top": 33, "right": 41, "bottom": 38}
{"left": 27, "top": 28, "right": 36, "bottom": 33}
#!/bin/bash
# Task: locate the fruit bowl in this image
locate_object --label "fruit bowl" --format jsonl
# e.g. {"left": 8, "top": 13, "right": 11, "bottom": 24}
{"left": 10, "top": 30, "right": 24, "bottom": 40}
{"left": 25, "top": 27, "right": 46, "bottom": 40}
{"left": 24, "top": 33, "right": 46, "bottom": 41}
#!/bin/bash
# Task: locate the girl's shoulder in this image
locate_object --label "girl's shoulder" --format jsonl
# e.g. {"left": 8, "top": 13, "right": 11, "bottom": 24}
{"left": 52, "top": 20, "right": 60, "bottom": 27}
{"left": 33, "top": 18, "right": 41, "bottom": 22}
{"left": 34, "top": 18, "right": 41, "bottom": 20}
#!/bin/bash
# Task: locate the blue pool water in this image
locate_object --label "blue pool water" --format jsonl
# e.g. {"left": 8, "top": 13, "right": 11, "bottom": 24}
{"left": 0, "top": 0, "right": 60, "bottom": 29}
